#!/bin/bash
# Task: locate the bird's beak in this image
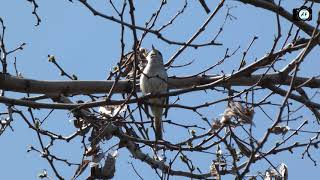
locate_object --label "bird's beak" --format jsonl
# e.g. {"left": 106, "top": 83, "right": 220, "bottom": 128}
{"left": 152, "top": 45, "right": 155, "bottom": 51}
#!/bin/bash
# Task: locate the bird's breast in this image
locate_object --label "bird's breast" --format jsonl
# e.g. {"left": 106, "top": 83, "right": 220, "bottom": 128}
{"left": 140, "top": 65, "right": 168, "bottom": 94}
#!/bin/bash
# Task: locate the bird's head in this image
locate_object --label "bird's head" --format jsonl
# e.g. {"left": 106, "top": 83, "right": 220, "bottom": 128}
{"left": 147, "top": 45, "right": 163, "bottom": 64}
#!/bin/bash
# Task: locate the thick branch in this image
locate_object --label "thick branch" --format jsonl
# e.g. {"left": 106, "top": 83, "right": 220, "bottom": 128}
{"left": 1, "top": 73, "right": 320, "bottom": 95}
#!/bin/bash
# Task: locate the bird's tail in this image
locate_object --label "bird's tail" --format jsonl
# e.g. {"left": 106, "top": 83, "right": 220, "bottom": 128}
{"left": 151, "top": 102, "right": 164, "bottom": 141}
{"left": 154, "top": 116, "right": 163, "bottom": 141}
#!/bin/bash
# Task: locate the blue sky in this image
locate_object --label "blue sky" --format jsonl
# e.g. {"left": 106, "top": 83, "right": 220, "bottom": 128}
{"left": 1, "top": 0, "right": 320, "bottom": 179}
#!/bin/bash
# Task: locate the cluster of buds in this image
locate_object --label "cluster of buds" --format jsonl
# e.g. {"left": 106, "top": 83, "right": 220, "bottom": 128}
{"left": 209, "top": 145, "right": 227, "bottom": 179}
{"left": 220, "top": 101, "right": 255, "bottom": 126}
{"left": 98, "top": 105, "right": 127, "bottom": 118}
{"left": 264, "top": 163, "right": 288, "bottom": 180}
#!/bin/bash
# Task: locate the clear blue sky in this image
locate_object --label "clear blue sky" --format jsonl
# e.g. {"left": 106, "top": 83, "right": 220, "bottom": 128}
{"left": 0, "top": 0, "right": 319, "bottom": 179}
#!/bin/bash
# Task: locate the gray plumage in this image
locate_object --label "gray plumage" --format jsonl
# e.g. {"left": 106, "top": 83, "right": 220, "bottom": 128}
{"left": 140, "top": 46, "right": 168, "bottom": 140}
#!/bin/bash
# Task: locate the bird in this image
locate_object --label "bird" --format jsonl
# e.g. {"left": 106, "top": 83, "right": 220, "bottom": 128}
{"left": 140, "top": 45, "right": 168, "bottom": 141}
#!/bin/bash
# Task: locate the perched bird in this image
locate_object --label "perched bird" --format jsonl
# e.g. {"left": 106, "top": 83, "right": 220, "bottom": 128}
{"left": 140, "top": 46, "right": 168, "bottom": 140}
